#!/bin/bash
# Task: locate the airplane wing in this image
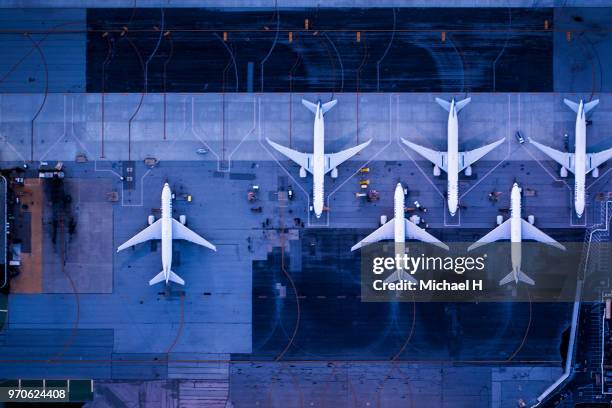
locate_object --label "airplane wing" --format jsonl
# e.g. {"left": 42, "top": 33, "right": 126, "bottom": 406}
{"left": 520, "top": 219, "right": 565, "bottom": 250}
{"left": 405, "top": 220, "right": 449, "bottom": 250}
{"left": 401, "top": 137, "right": 447, "bottom": 172}
{"left": 324, "top": 139, "right": 371, "bottom": 173}
{"left": 266, "top": 138, "right": 314, "bottom": 174}
{"left": 530, "top": 139, "right": 575, "bottom": 173}
{"left": 172, "top": 219, "right": 217, "bottom": 251}
{"left": 587, "top": 147, "right": 612, "bottom": 172}
{"left": 351, "top": 219, "right": 394, "bottom": 251}
{"left": 117, "top": 219, "right": 162, "bottom": 252}
{"left": 459, "top": 138, "right": 505, "bottom": 172}
{"left": 467, "top": 219, "right": 511, "bottom": 251}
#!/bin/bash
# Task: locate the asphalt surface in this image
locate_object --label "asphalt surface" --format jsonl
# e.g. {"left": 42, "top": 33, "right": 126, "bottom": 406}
{"left": 86, "top": 7, "right": 553, "bottom": 93}
{"left": 247, "top": 228, "right": 584, "bottom": 361}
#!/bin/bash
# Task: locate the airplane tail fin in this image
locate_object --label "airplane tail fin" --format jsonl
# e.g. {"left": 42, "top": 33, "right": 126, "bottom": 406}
{"left": 384, "top": 269, "right": 418, "bottom": 284}
{"left": 302, "top": 99, "right": 337, "bottom": 115}
{"left": 149, "top": 271, "right": 167, "bottom": 286}
{"left": 564, "top": 98, "right": 599, "bottom": 114}
{"left": 435, "top": 97, "right": 471, "bottom": 113}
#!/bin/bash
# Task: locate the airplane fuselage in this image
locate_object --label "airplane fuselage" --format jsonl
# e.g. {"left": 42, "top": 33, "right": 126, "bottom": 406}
{"left": 161, "top": 183, "right": 173, "bottom": 283}
{"left": 393, "top": 183, "right": 405, "bottom": 247}
{"left": 446, "top": 101, "right": 460, "bottom": 216}
{"left": 509, "top": 183, "right": 522, "bottom": 281}
{"left": 312, "top": 105, "right": 325, "bottom": 218}
{"left": 574, "top": 102, "right": 587, "bottom": 218}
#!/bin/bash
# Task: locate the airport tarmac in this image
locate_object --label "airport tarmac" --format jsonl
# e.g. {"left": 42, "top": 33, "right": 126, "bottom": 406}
{"left": 85, "top": 7, "right": 552, "bottom": 93}
{"left": 0, "top": 3, "right": 611, "bottom": 406}
{"left": 1, "top": 92, "right": 611, "bottom": 226}
{"left": 0, "top": 91, "right": 607, "bottom": 392}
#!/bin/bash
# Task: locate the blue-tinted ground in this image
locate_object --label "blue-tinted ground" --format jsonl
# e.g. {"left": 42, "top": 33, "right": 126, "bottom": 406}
{"left": 246, "top": 227, "right": 585, "bottom": 362}
{"left": 86, "top": 7, "right": 552, "bottom": 93}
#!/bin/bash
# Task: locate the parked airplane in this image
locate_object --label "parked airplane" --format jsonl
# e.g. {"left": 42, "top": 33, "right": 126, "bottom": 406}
{"left": 266, "top": 99, "right": 371, "bottom": 218}
{"left": 468, "top": 183, "right": 565, "bottom": 286}
{"left": 117, "top": 183, "right": 216, "bottom": 286}
{"left": 351, "top": 182, "right": 449, "bottom": 283}
{"left": 530, "top": 98, "right": 612, "bottom": 218}
{"left": 401, "top": 97, "right": 505, "bottom": 216}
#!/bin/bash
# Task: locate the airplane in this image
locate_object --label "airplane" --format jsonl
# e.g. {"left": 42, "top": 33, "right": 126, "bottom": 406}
{"left": 351, "top": 182, "right": 449, "bottom": 283}
{"left": 530, "top": 98, "right": 612, "bottom": 218}
{"left": 266, "top": 98, "right": 371, "bottom": 218}
{"left": 467, "top": 183, "right": 565, "bottom": 286}
{"left": 401, "top": 97, "right": 505, "bottom": 216}
{"left": 117, "top": 183, "right": 216, "bottom": 286}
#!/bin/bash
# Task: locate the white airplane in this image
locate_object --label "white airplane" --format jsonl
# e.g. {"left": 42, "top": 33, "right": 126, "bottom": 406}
{"left": 530, "top": 98, "right": 612, "bottom": 218}
{"left": 117, "top": 183, "right": 216, "bottom": 286}
{"left": 401, "top": 97, "right": 505, "bottom": 216}
{"left": 468, "top": 183, "right": 565, "bottom": 286}
{"left": 266, "top": 99, "right": 371, "bottom": 218}
{"left": 351, "top": 182, "right": 449, "bottom": 283}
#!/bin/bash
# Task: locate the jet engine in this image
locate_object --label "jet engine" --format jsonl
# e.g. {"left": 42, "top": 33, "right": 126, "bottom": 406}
{"left": 464, "top": 165, "right": 473, "bottom": 177}
{"left": 592, "top": 167, "right": 600, "bottom": 178}
{"left": 560, "top": 166, "right": 568, "bottom": 178}
{"left": 148, "top": 215, "right": 155, "bottom": 225}
{"left": 433, "top": 165, "right": 441, "bottom": 177}
{"left": 179, "top": 215, "right": 187, "bottom": 225}
{"left": 299, "top": 167, "right": 307, "bottom": 178}
{"left": 331, "top": 167, "right": 338, "bottom": 179}
{"left": 528, "top": 215, "right": 535, "bottom": 225}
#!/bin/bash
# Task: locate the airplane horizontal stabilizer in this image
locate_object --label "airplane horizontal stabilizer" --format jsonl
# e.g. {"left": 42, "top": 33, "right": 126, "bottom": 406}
{"left": 301, "top": 99, "right": 337, "bottom": 115}
{"left": 517, "top": 271, "right": 535, "bottom": 285}
{"left": 563, "top": 98, "right": 599, "bottom": 114}
{"left": 168, "top": 271, "right": 185, "bottom": 285}
{"left": 584, "top": 99, "right": 600, "bottom": 114}
{"left": 321, "top": 99, "right": 337, "bottom": 114}
{"left": 563, "top": 98, "right": 580, "bottom": 114}
{"left": 454, "top": 97, "right": 471, "bottom": 113}
{"left": 498, "top": 271, "right": 515, "bottom": 286}
{"left": 301, "top": 99, "right": 318, "bottom": 114}
{"left": 435, "top": 97, "right": 451, "bottom": 112}
{"left": 435, "top": 97, "right": 471, "bottom": 113}
{"left": 149, "top": 271, "right": 167, "bottom": 286}
{"left": 384, "top": 269, "right": 418, "bottom": 284}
